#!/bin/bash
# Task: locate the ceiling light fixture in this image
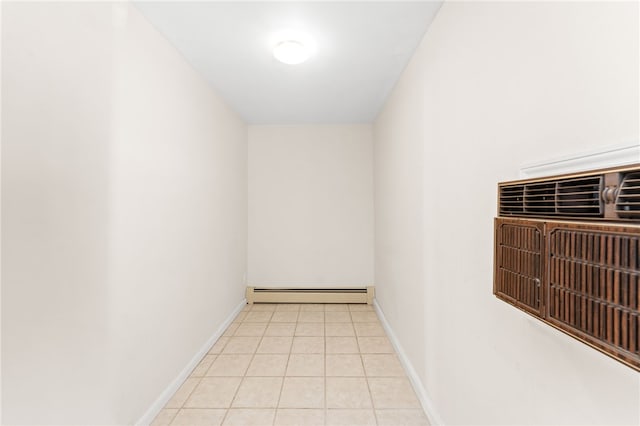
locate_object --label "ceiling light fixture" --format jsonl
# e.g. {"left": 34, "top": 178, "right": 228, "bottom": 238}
{"left": 273, "top": 40, "right": 311, "bottom": 65}
{"left": 272, "top": 31, "right": 316, "bottom": 65}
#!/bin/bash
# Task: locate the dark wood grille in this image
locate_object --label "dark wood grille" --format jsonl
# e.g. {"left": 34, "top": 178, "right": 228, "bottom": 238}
{"left": 494, "top": 219, "right": 544, "bottom": 316}
{"left": 547, "top": 224, "right": 640, "bottom": 368}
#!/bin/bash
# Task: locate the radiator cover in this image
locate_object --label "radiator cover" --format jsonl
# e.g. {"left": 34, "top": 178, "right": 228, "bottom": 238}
{"left": 495, "top": 164, "right": 640, "bottom": 371}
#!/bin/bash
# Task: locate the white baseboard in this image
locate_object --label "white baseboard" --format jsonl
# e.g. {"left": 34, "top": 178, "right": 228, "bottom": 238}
{"left": 136, "top": 298, "right": 247, "bottom": 426}
{"left": 373, "top": 299, "right": 444, "bottom": 426}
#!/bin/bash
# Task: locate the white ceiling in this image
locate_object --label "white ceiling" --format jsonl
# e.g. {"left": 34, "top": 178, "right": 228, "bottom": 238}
{"left": 133, "top": 1, "right": 443, "bottom": 124}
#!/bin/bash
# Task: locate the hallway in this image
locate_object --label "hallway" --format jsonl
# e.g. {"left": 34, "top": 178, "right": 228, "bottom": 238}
{"left": 151, "top": 303, "right": 428, "bottom": 426}
{"left": 3, "top": 1, "right": 639, "bottom": 424}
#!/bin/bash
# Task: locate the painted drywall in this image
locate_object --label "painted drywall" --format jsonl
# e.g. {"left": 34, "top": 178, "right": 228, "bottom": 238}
{"left": 374, "top": 1, "right": 639, "bottom": 425}
{"left": 248, "top": 125, "right": 374, "bottom": 287}
{"left": 2, "top": 3, "right": 114, "bottom": 422}
{"left": 1, "top": 3, "right": 247, "bottom": 424}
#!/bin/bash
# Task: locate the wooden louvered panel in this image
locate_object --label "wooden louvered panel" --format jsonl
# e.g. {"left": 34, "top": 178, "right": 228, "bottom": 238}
{"left": 546, "top": 223, "right": 640, "bottom": 369}
{"left": 494, "top": 218, "right": 544, "bottom": 316}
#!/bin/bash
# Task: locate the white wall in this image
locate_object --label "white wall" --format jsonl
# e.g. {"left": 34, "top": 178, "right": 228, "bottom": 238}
{"left": 2, "top": 3, "right": 114, "bottom": 423}
{"left": 1, "top": 3, "right": 247, "bottom": 424}
{"left": 248, "top": 125, "right": 374, "bottom": 287}
{"left": 374, "top": 1, "right": 639, "bottom": 425}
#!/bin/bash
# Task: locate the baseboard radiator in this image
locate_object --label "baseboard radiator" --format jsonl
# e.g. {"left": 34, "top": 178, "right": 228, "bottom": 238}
{"left": 245, "top": 286, "right": 375, "bottom": 304}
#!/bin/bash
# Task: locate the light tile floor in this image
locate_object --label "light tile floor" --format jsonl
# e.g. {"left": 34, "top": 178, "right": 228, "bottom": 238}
{"left": 152, "top": 303, "right": 429, "bottom": 426}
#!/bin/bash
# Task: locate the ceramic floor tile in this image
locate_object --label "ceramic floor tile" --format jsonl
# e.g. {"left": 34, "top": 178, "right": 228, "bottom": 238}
{"left": 222, "top": 409, "right": 276, "bottom": 426}
{"left": 250, "top": 304, "right": 277, "bottom": 312}
{"left": 278, "top": 377, "right": 324, "bottom": 408}
{"left": 300, "top": 304, "right": 325, "bottom": 312}
{"left": 223, "top": 323, "right": 240, "bottom": 337}
{"left": 325, "top": 323, "right": 355, "bottom": 337}
{"left": 324, "top": 304, "right": 349, "bottom": 311}
{"left": 171, "top": 409, "right": 226, "bottom": 426}
{"left": 357, "top": 337, "right": 394, "bottom": 354}
{"left": 376, "top": 409, "right": 430, "bottom": 425}
{"left": 271, "top": 311, "right": 299, "bottom": 323}
{"left": 325, "top": 337, "right": 359, "bottom": 354}
{"left": 150, "top": 408, "right": 178, "bottom": 426}
{"left": 234, "top": 311, "right": 248, "bottom": 321}
{"left": 325, "top": 312, "right": 352, "bottom": 322}
{"left": 257, "top": 336, "right": 293, "bottom": 354}
{"left": 291, "top": 337, "right": 324, "bottom": 354}
{"left": 353, "top": 322, "right": 386, "bottom": 337}
{"left": 326, "top": 378, "right": 372, "bottom": 409}
{"left": 232, "top": 377, "right": 283, "bottom": 408}
{"left": 325, "top": 409, "right": 377, "bottom": 426}
{"left": 348, "top": 304, "right": 374, "bottom": 312}
{"left": 246, "top": 354, "right": 289, "bottom": 376}
{"left": 191, "top": 355, "right": 217, "bottom": 377}
{"left": 244, "top": 311, "right": 273, "bottom": 322}
{"left": 298, "top": 311, "right": 324, "bottom": 322}
{"left": 206, "top": 354, "right": 252, "bottom": 376}
{"left": 184, "top": 377, "right": 242, "bottom": 408}
{"left": 264, "top": 323, "right": 296, "bottom": 336}
{"left": 362, "top": 354, "right": 405, "bottom": 377}
{"left": 222, "top": 337, "right": 261, "bottom": 354}
{"left": 295, "top": 322, "right": 324, "bottom": 337}
{"left": 326, "top": 354, "right": 365, "bottom": 376}
{"left": 234, "top": 323, "right": 268, "bottom": 337}
{"left": 368, "top": 378, "right": 421, "bottom": 409}
{"left": 275, "top": 304, "right": 301, "bottom": 312}
{"left": 286, "top": 354, "right": 324, "bottom": 376}
{"left": 166, "top": 377, "right": 200, "bottom": 408}
{"left": 209, "top": 337, "right": 230, "bottom": 354}
{"left": 273, "top": 409, "right": 324, "bottom": 426}
{"left": 161, "top": 303, "right": 416, "bottom": 422}
{"left": 350, "top": 312, "right": 379, "bottom": 323}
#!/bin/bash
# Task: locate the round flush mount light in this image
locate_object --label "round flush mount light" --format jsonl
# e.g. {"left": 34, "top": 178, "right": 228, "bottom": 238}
{"left": 273, "top": 40, "right": 311, "bottom": 65}
{"left": 271, "top": 31, "right": 316, "bottom": 65}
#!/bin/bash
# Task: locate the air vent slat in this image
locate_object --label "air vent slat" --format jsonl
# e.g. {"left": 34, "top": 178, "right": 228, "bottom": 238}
{"left": 499, "top": 184, "right": 525, "bottom": 215}
{"left": 616, "top": 172, "right": 640, "bottom": 218}
{"left": 557, "top": 190, "right": 600, "bottom": 195}
{"left": 499, "top": 175, "right": 603, "bottom": 218}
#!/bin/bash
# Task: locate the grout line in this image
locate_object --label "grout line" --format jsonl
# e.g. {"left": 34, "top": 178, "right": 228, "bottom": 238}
{"left": 163, "top": 407, "right": 179, "bottom": 426}
{"left": 158, "top": 303, "right": 412, "bottom": 426}
{"left": 324, "top": 317, "right": 328, "bottom": 426}
{"left": 219, "top": 308, "right": 264, "bottom": 426}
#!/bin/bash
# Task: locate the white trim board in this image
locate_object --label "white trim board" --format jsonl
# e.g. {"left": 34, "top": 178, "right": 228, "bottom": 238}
{"left": 136, "top": 299, "right": 247, "bottom": 426}
{"left": 373, "top": 299, "right": 445, "bottom": 426}
{"left": 519, "top": 141, "right": 639, "bottom": 179}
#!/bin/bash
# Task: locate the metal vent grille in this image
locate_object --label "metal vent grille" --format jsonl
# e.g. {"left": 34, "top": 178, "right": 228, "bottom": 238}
{"left": 557, "top": 176, "right": 603, "bottom": 215}
{"left": 547, "top": 225, "right": 640, "bottom": 368}
{"left": 499, "top": 176, "right": 603, "bottom": 218}
{"left": 499, "top": 184, "right": 525, "bottom": 215}
{"left": 525, "top": 182, "right": 556, "bottom": 214}
{"left": 494, "top": 219, "right": 544, "bottom": 316}
{"left": 616, "top": 172, "right": 640, "bottom": 218}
